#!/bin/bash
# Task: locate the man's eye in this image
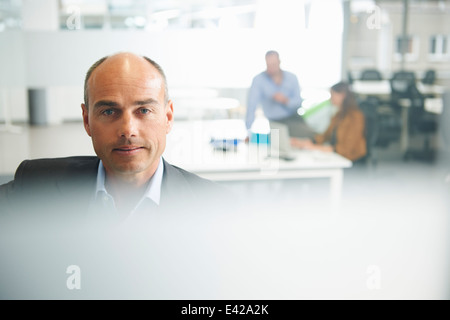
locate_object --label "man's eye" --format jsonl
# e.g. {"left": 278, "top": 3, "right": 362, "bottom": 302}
{"left": 140, "top": 108, "right": 151, "bottom": 114}
{"left": 102, "top": 109, "right": 115, "bottom": 116}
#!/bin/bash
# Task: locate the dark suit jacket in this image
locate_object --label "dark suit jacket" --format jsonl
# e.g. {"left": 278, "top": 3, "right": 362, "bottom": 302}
{"left": 0, "top": 157, "right": 236, "bottom": 299}
{"left": 0, "top": 156, "right": 228, "bottom": 224}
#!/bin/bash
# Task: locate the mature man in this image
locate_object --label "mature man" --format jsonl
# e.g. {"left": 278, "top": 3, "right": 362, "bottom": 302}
{"left": 0, "top": 52, "right": 225, "bottom": 223}
{"left": 246, "top": 50, "right": 315, "bottom": 139}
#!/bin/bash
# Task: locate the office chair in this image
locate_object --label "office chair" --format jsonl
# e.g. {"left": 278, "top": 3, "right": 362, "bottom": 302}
{"left": 359, "top": 97, "right": 380, "bottom": 166}
{"left": 422, "top": 69, "right": 436, "bottom": 85}
{"left": 440, "top": 90, "right": 450, "bottom": 147}
{"left": 390, "top": 71, "right": 417, "bottom": 112}
{"left": 347, "top": 71, "right": 354, "bottom": 84}
{"left": 390, "top": 71, "right": 416, "bottom": 93}
{"left": 360, "top": 69, "right": 383, "bottom": 81}
{"left": 359, "top": 72, "right": 412, "bottom": 148}
{"left": 403, "top": 84, "right": 438, "bottom": 162}
{"left": 356, "top": 95, "right": 401, "bottom": 149}
{"left": 420, "top": 69, "right": 437, "bottom": 99}
{"left": 439, "top": 90, "right": 450, "bottom": 163}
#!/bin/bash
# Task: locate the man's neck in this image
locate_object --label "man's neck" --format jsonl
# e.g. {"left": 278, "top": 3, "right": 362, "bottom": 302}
{"left": 269, "top": 70, "right": 283, "bottom": 85}
{"left": 104, "top": 171, "right": 154, "bottom": 215}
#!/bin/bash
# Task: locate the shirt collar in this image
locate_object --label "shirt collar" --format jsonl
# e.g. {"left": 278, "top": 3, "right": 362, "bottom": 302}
{"left": 95, "top": 157, "right": 164, "bottom": 206}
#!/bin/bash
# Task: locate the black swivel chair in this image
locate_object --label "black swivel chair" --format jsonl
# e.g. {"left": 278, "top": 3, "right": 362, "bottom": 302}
{"left": 347, "top": 71, "right": 354, "bottom": 85}
{"left": 422, "top": 69, "right": 436, "bottom": 85}
{"left": 359, "top": 97, "right": 380, "bottom": 166}
{"left": 403, "top": 83, "right": 439, "bottom": 161}
{"left": 361, "top": 72, "right": 411, "bottom": 147}
{"left": 390, "top": 71, "right": 417, "bottom": 112}
{"left": 421, "top": 69, "right": 437, "bottom": 99}
{"left": 360, "top": 69, "right": 383, "bottom": 81}
{"left": 440, "top": 90, "right": 450, "bottom": 148}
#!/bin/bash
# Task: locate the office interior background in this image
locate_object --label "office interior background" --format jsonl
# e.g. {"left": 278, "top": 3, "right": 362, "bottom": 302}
{"left": 1, "top": 0, "right": 450, "bottom": 299}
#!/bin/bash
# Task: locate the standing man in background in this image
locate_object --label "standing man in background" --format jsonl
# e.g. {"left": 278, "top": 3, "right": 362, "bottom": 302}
{"left": 246, "top": 50, "right": 315, "bottom": 139}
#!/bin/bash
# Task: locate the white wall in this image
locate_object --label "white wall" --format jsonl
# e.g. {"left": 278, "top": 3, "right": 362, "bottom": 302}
{"left": 0, "top": 32, "right": 28, "bottom": 122}
{"left": 21, "top": 0, "right": 59, "bottom": 31}
{"left": 21, "top": 29, "right": 293, "bottom": 88}
{"left": 0, "top": 21, "right": 343, "bottom": 123}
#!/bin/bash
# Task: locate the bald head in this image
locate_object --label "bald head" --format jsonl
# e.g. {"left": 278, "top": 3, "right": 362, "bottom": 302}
{"left": 84, "top": 52, "right": 169, "bottom": 109}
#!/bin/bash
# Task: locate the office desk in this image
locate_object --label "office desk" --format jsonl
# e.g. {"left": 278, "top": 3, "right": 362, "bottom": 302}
{"left": 352, "top": 80, "right": 445, "bottom": 97}
{"left": 417, "top": 82, "right": 445, "bottom": 96}
{"left": 165, "top": 140, "right": 352, "bottom": 205}
{"left": 352, "top": 80, "right": 391, "bottom": 96}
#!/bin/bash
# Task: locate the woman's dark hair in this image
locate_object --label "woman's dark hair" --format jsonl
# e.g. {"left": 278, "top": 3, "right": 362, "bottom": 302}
{"left": 330, "top": 81, "right": 359, "bottom": 118}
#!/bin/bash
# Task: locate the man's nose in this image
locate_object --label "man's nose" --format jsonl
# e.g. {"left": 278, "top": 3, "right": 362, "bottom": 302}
{"left": 119, "top": 112, "right": 137, "bottom": 138}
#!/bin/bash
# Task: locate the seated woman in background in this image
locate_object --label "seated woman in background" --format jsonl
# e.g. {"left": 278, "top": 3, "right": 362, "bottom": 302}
{"left": 291, "top": 81, "right": 366, "bottom": 161}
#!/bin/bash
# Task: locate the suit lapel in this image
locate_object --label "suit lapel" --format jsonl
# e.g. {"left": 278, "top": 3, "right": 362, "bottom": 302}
{"left": 160, "top": 158, "right": 196, "bottom": 208}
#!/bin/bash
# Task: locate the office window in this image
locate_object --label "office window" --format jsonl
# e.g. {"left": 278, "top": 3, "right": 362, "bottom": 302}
{"left": 59, "top": 0, "right": 151, "bottom": 30}
{"left": 394, "top": 35, "right": 419, "bottom": 62}
{"left": 58, "top": 0, "right": 258, "bottom": 30}
{"left": 0, "top": 0, "right": 22, "bottom": 31}
{"left": 429, "top": 34, "right": 450, "bottom": 61}
{"left": 59, "top": 0, "right": 107, "bottom": 30}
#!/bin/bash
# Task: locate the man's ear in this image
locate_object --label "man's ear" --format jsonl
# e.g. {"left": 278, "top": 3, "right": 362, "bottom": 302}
{"left": 81, "top": 103, "right": 91, "bottom": 137}
{"left": 165, "top": 100, "right": 174, "bottom": 134}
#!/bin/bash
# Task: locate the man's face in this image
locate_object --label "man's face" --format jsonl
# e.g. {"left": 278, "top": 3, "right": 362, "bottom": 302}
{"left": 82, "top": 53, "right": 173, "bottom": 181}
{"left": 265, "top": 54, "right": 281, "bottom": 76}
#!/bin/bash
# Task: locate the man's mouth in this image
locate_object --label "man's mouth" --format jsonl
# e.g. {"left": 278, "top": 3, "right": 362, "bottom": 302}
{"left": 113, "top": 146, "right": 144, "bottom": 154}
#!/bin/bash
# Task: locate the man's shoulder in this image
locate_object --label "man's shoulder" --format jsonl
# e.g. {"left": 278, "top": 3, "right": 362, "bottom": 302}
{"left": 161, "top": 160, "right": 235, "bottom": 213}
{"left": 1, "top": 156, "right": 99, "bottom": 219}
{"left": 163, "top": 160, "right": 221, "bottom": 189}
{"left": 15, "top": 156, "right": 99, "bottom": 177}
{"left": 11, "top": 156, "right": 99, "bottom": 189}
{"left": 19, "top": 155, "right": 99, "bottom": 167}
{"left": 252, "top": 71, "right": 269, "bottom": 82}
{"left": 282, "top": 70, "right": 298, "bottom": 80}
{"left": 163, "top": 159, "right": 232, "bottom": 197}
